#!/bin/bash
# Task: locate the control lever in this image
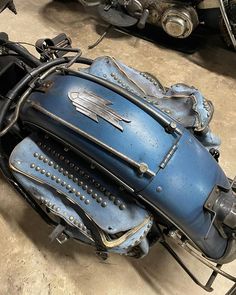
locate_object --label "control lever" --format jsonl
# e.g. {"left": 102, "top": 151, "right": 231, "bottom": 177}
{"left": 137, "top": 9, "right": 149, "bottom": 29}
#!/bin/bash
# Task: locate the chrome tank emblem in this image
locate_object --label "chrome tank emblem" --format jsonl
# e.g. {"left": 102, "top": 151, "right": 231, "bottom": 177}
{"left": 68, "top": 90, "right": 131, "bottom": 131}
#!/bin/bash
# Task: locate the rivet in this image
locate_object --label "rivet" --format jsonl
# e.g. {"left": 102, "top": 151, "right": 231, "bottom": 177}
{"left": 51, "top": 175, "right": 56, "bottom": 180}
{"left": 61, "top": 181, "right": 66, "bottom": 186}
{"left": 82, "top": 185, "right": 88, "bottom": 190}
{"left": 95, "top": 183, "right": 100, "bottom": 188}
{"left": 59, "top": 155, "right": 64, "bottom": 160}
{"left": 78, "top": 222, "right": 83, "bottom": 228}
{"left": 84, "top": 199, "right": 90, "bottom": 205}
{"left": 109, "top": 195, "right": 116, "bottom": 201}
{"left": 48, "top": 161, "right": 53, "bottom": 166}
{"left": 78, "top": 181, "right": 83, "bottom": 186}
{"left": 97, "top": 197, "right": 102, "bottom": 203}
{"left": 56, "top": 178, "right": 61, "bottom": 183}
{"left": 114, "top": 199, "right": 121, "bottom": 206}
{"left": 68, "top": 174, "right": 73, "bottom": 179}
{"left": 105, "top": 191, "right": 111, "bottom": 197}
{"left": 101, "top": 201, "right": 107, "bottom": 208}
{"left": 119, "top": 204, "right": 126, "bottom": 210}
{"left": 48, "top": 202, "right": 52, "bottom": 207}
{"left": 87, "top": 188, "right": 93, "bottom": 194}
{"left": 80, "top": 195, "right": 85, "bottom": 201}
{"left": 69, "top": 216, "right": 74, "bottom": 221}
{"left": 56, "top": 207, "right": 60, "bottom": 212}
{"left": 54, "top": 164, "right": 59, "bottom": 169}
{"left": 111, "top": 73, "right": 115, "bottom": 77}
{"left": 84, "top": 174, "right": 89, "bottom": 179}
{"left": 156, "top": 186, "right": 162, "bottom": 192}
{"left": 73, "top": 177, "right": 79, "bottom": 183}
{"left": 92, "top": 193, "right": 98, "bottom": 199}
{"left": 69, "top": 163, "right": 75, "bottom": 168}
{"left": 64, "top": 147, "right": 69, "bottom": 152}
{"left": 39, "top": 155, "right": 44, "bottom": 160}
{"left": 100, "top": 186, "right": 106, "bottom": 192}
{"left": 46, "top": 172, "right": 51, "bottom": 177}
{"left": 65, "top": 159, "right": 70, "bottom": 164}
{"left": 35, "top": 166, "right": 40, "bottom": 171}
{"left": 74, "top": 166, "right": 79, "bottom": 171}
{"left": 76, "top": 191, "right": 81, "bottom": 197}
{"left": 82, "top": 226, "right": 87, "bottom": 231}
{"left": 73, "top": 220, "right": 79, "bottom": 225}
{"left": 43, "top": 158, "right": 48, "bottom": 163}
{"left": 71, "top": 188, "right": 76, "bottom": 193}
{"left": 41, "top": 169, "right": 46, "bottom": 174}
{"left": 66, "top": 184, "right": 71, "bottom": 190}
{"left": 59, "top": 167, "right": 64, "bottom": 173}
{"left": 40, "top": 196, "right": 45, "bottom": 202}
{"left": 63, "top": 171, "right": 69, "bottom": 176}
{"left": 30, "top": 163, "right": 36, "bottom": 168}
{"left": 33, "top": 152, "right": 39, "bottom": 158}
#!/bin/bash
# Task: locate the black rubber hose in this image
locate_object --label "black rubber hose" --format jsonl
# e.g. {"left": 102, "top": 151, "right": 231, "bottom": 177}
{"left": 0, "top": 56, "right": 93, "bottom": 135}
{"left": 0, "top": 39, "right": 42, "bottom": 67}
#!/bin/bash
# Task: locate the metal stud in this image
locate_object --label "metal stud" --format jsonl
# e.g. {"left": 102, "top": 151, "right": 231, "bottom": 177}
{"left": 119, "top": 204, "right": 126, "bottom": 210}
{"left": 69, "top": 216, "right": 74, "bottom": 221}
{"left": 101, "top": 201, "right": 107, "bottom": 208}
{"left": 43, "top": 158, "right": 48, "bottom": 163}
{"left": 73, "top": 177, "right": 78, "bottom": 183}
{"left": 65, "top": 159, "right": 70, "bottom": 164}
{"left": 105, "top": 191, "right": 111, "bottom": 197}
{"left": 78, "top": 181, "right": 83, "bottom": 186}
{"left": 74, "top": 166, "right": 79, "bottom": 171}
{"left": 97, "top": 197, "right": 102, "bottom": 203}
{"left": 35, "top": 166, "right": 40, "bottom": 171}
{"left": 68, "top": 174, "right": 73, "bottom": 179}
{"left": 30, "top": 163, "right": 36, "bottom": 168}
{"left": 61, "top": 181, "right": 66, "bottom": 186}
{"left": 92, "top": 193, "right": 98, "bottom": 199}
{"left": 82, "top": 225, "right": 87, "bottom": 231}
{"left": 66, "top": 184, "right": 71, "bottom": 190}
{"left": 33, "top": 152, "right": 39, "bottom": 158}
{"left": 46, "top": 172, "right": 51, "bottom": 177}
{"left": 82, "top": 185, "right": 88, "bottom": 190}
{"left": 109, "top": 195, "right": 116, "bottom": 201}
{"left": 56, "top": 178, "right": 61, "bottom": 183}
{"left": 59, "top": 167, "right": 64, "bottom": 173}
{"left": 84, "top": 199, "right": 90, "bottom": 205}
{"left": 76, "top": 191, "right": 81, "bottom": 197}
{"left": 39, "top": 155, "right": 44, "bottom": 160}
{"left": 78, "top": 222, "right": 83, "bottom": 228}
{"left": 95, "top": 182, "right": 100, "bottom": 188}
{"left": 79, "top": 170, "right": 84, "bottom": 176}
{"left": 69, "top": 163, "right": 75, "bottom": 168}
{"left": 71, "top": 188, "right": 76, "bottom": 193}
{"left": 63, "top": 171, "right": 69, "bottom": 176}
{"left": 54, "top": 164, "right": 59, "bottom": 169}
{"left": 51, "top": 175, "right": 56, "bottom": 180}
{"left": 80, "top": 195, "right": 85, "bottom": 201}
{"left": 48, "top": 161, "right": 53, "bottom": 166}
{"left": 114, "top": 199, "right": 121, "bottom": 206}
{"left": 87, "top": 188, "right": 93, "bottom": 194}
{"left": 59, "top": 155, "right": 64, "bottom": 160}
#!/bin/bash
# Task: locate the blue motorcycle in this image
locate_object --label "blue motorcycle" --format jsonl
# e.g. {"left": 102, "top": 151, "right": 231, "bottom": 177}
{"left": 0, "top": 32, "right": 235, "bottom": 293}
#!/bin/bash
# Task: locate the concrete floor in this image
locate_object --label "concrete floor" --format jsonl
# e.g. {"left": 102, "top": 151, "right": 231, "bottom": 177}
{"left": 0, "top": 0, "right": 236, "bottom": 294}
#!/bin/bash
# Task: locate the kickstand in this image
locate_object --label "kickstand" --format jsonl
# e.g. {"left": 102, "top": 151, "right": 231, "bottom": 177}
{"left": 88, "top": 24, "right": 113, "bottom": 49}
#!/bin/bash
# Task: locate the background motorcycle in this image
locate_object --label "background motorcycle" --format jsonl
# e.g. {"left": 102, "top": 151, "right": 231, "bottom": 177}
{"left": 0, "top": 30, "right": 235, "bottom": 293}
{"left": 75, "top": 0, "right": 236, "bottom": 51}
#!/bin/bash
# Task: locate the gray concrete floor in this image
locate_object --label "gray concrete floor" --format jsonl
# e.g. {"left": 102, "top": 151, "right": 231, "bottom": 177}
{"left": 0, "top": 0, "right": 236, "bottom": 294}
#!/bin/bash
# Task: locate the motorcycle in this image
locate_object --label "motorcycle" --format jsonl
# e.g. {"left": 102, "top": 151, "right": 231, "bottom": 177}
{"left": 76, "top": 0, "right": 236, "bottom": 50}
{"left": 0, "top": 30, "right": 235, "bottom": 293}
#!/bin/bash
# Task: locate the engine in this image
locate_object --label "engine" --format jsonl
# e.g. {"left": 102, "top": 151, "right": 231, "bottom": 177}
{"left": 100, "top": 0, "right": 200, "bottom": 38}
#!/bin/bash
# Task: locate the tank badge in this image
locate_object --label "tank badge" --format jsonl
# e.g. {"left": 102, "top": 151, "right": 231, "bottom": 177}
{"left": 68, "top": 90, "right": 131, "bottom": 131}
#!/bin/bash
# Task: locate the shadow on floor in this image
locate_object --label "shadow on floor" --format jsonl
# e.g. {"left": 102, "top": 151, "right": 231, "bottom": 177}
{"left": 40, "top": 0, "right": 236, "bottom": 79}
